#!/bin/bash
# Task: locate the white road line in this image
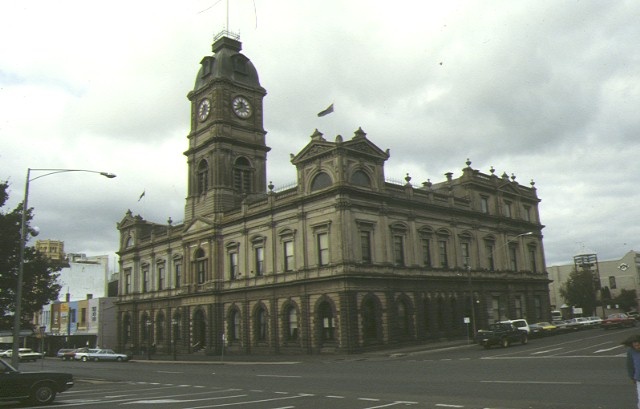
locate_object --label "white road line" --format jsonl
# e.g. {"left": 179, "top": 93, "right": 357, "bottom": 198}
{"left": 326, "top": 395, "right": 345, "bottom": 398}
{"left": 256, "top": 374, "right": 302, "bottom": 378}
{"left": 156, "top": 370, "right": 183, "bottom": 374}
{"left": 359, "top": 397, "right": 381, "bottom": 401}
{"left": 183, "top": 393, "right": 312, "bottom": 409}
{"left": 435, "top": 404, "right": 464, "bottom": 408}
{"left": 531, "top": 347, "right": 563, "bottom": 355}
{"left": 481, "top": 380, "right": 581, "bottom": 385}
{"left": 595, "top": 345, "right": 624, "bottom": 353}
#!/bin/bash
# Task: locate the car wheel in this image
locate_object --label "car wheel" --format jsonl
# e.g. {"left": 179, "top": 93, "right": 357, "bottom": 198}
{"left": 30, "top": 383, "right": 57, "bottom": 405}
{"left": 500, "top": 337, "right": 510, "bottom": 348}
{"left": 93, "top": 357, "right": 99, "bottom": 362}
{"left": 116, "top": 356, "right": 123, "bottom": 362}
{"left": 521, "top": 335, "right": 529, "bottom": 345}
{"left": 81, "top": 356, "right": 88, "bottom": 362}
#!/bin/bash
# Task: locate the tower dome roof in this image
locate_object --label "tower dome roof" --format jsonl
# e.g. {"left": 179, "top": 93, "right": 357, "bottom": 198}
{"left": 193, "top": 33, "right": 261, "bottom": 91}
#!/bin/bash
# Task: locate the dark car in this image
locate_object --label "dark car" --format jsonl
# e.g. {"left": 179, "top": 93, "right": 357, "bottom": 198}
{"left": 475, "top": 322, "right": 528, "bottom": 349}
{"left": 0, "top": 358, "right": 73, "bottom": 405}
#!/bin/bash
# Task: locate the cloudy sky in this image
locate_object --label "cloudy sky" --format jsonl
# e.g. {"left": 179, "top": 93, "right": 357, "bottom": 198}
{"left": 1, "top": 0, "right": 638, "bottom": 272}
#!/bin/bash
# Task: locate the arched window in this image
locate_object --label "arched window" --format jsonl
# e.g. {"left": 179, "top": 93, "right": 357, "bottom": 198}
{"left": 318, "top": 301, "right": 335, "bottom": 341}
{"left": 350, "top": 170, "right": 371, "bottom": 187}
{"left": 255, "top": 307, "right": 268, "bottom": 342}
{"left": 311, "top": 172, "right": 332, "bottom": 191}
{"left": 233, "top": 157, "right": 252, "bottom": 193}
{"left": 397, "top": 300, "right": 410, "bottom": 337}
{"left": 362, "top": 298, "right": 379, "bottom": 341}
{"left": 284, "top": 305, "right": 299, "bottom": 341}
{"left": 156, "top": 313, "right": 165, "bottom": 342}
{"left": 196, "top": 160, "right": 208, "bottom": 195}
{"left": 228, "top": 309, "right": 241, "bottom": 342}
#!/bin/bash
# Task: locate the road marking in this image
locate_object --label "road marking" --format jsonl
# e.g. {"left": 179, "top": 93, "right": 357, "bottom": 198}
{"left": 481, "top": 380, "right": 581, "bottom": 385}
{"left": 256, "top": 374, "right": 302, "bottom": 378}
{"left": 594, "top": 345, "right": 624, "bottom": 353}
{"left": 156, "top": 370, "right": 183, "bottom": 374}
{"left": 359, "top": 397, "right": 381, "bottom": 401}
{"left": 435, "top": 404, "right": 464, "bottom": 408}
{"left": 531, "top": 347, "right": 563, "bottom": 355}
{"left": 326, "top": 395, "right": 345, "bottom": 398}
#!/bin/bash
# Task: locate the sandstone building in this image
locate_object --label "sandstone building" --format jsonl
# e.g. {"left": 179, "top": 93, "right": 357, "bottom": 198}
{"left": 116, "top": 32, "right": 550, "bottom": 355}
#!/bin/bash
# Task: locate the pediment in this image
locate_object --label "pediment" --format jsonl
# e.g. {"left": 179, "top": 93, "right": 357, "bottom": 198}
{"left": 183, "top": 217, "right": 215, "bottom": 234}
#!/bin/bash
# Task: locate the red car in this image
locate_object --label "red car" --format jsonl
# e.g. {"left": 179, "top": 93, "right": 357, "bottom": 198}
{"left": 601, "top": 313, "right": 636, "bottom": 329}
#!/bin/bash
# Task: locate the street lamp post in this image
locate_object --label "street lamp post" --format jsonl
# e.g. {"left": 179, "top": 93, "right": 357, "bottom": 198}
{"left": 145, "top": 319, "right": 152, "bottom": 360}
{"left": 171, "top": 318, "right": 177, "bottom": 361}
{"left": 12, "top": 168, "right": 115, "bottom": 368}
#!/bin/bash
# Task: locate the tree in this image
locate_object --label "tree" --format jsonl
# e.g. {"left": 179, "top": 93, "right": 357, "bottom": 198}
{"left": 612, "top": 289, "right": 638, "bottom": 312}
{"left": 559, "top": 267, "right": 598, "bottom": 316}
{"left": 0, "top": 181, "right": 62, "bottom": 331}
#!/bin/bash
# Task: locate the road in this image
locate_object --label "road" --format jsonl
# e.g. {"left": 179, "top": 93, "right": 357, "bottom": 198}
{"left": 6, "top": 326, "right": 637, "bottom": 408}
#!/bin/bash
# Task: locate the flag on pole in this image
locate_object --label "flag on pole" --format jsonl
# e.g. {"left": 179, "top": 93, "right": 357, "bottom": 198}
{"left": 138, "top": 190, "right": 146, "bottom": 202}
{"left": 317, "top": 103, "right": 334, "bottom": 117}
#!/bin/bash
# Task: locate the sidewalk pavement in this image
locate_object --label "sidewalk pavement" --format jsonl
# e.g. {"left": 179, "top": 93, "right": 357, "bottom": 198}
{"left": 129, "top": 337, "right": 475, "bottom": 364}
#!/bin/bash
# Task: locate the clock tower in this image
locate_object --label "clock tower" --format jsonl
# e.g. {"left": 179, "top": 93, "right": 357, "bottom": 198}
{"left": 184, "top": 32, "right": 269, "bottom": 222}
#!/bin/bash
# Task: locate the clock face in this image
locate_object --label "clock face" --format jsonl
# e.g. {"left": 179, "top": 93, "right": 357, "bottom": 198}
{"left": 198, "top": 99, "right": 211, "bottom": 122}
{"left": 232, "top": 96, "right": 252, "bottom": 119}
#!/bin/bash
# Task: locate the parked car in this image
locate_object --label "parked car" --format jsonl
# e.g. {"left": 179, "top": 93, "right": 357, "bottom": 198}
{"left": 58, "top": 349, "right": 79, "bottom": 361}
{"left": 0, "top": 358, "right": 73, "bottom": 405}
{"left": 87, "top": 349, "right": 130, "bottom": 362}
{"left": 627, "top": 311, "right": 640, "bottom": 320}
{"left": 601, "top": 313, "right": 636, "bottom": 329}
{"left": 565, "top": 317, "right": 590, "bottom": 330}
{"left": 500, "top": 319, "right": 531, "bottom": 334}
{"left": 475, "top": 322, "right": 528, "bottom": 349}
{"left": 529, "top": 321, "right": 557, "bottom": 337}
{"left": 73, "top": 348, "right": 99, "bottom": 362}
{"left": 0, "top": 348, "right": 43, "bottom": 362}
{"left": 56, "top": 349, "right": 74, "bottom": 359}
{"left": 583, "top": 316, "right": 603, "bottom": 327}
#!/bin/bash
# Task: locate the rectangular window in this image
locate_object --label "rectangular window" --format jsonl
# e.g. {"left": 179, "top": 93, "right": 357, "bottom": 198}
{"left": 491, "top": 296, "right": 501, "bottom": 322}
{"left": 197, "top": 260, "right": 206, "bottom": 284}
{"left": 461, "top": 242, "right": 470, "bottom": 266}
{"left": 480, "top": 196, "right": 489, "bottom": 214}
{"left": 360, "top": 231, "right": 372, "bottom": 264}
{"left": 393, "top": 235, "right": 405, "bottom": 266}
{"left": 255, "top": 247, "right": 264, "bottom": 276}
{"left": 158, "top": 264, "right": 165, "bottom": 290}
{"left": 523, "top": 205, "right": 531, "bottom": 222}
{"left": 438, "top": 240, "right": 449, "bottom": 268}
{"left": 125, "top": 270, "right": 132, "bottom": 294}
{"left": 317, "top": 232, "right": 329, "bottom": 266}
{"left": 534, "top": 295, "right": 542, "bottom": 322}
{"left": 514, "top": 296, "right": 523, "bottom": 318}
{"left": 609, "top": 276, "right": 617, "bottom": 289}
{"left": 486, "top": 243, "right": 495, "bottom": 270}
{"left": 81, "top": 308, "right": 87, "bottom": 324}
{"left": 174, "top": 262, "right": 181, "bottom": 288}
{"left": 142, "top": 268, "right": 149, "bottom": 293}
{"left": 421, "top": 238, "right": 431, "bottom": 267}
{"left": 509, "top": 246, "right": 518, "bottom": 271}
{"left": 284, "top": 240, "right": 294, "bottom": 272}
{"left": 504, "top": 201, "right": 512, "bottom": 218}
{"left": 229, "top": 252, "right": 238, "bottom": 279}
{"left": 528, "top": 248, "right": 537, "bottom": 272}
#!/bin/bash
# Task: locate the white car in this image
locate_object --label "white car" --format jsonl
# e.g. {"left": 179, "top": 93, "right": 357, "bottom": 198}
{"left": 73, "top": 348, "right": 99, "bottom": 362}
{"left": 86, "top": 349, "right": 130, "bottom": 362}
{"left": 0, "top": 348, "right": 43, "bottom": 362}
{"left": 500, "top": 319, "right": 530, "bottom": 334}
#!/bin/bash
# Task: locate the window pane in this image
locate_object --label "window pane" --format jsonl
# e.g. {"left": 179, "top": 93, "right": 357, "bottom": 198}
{"left": 318, "top": 233, "right": 329, "bottom": 266}
{"left": 360, "top": 231, "right": 372, "bottom": 263}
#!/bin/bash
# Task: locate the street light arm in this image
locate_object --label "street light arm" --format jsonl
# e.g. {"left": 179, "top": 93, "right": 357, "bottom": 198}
{"left": 28, "top": 168, "right": 117, "bottom": 182}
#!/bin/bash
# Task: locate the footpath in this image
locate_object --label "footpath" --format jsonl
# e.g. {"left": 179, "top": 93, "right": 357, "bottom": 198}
{"left": 130, "top": 337, "right": 474, "bottom": 364}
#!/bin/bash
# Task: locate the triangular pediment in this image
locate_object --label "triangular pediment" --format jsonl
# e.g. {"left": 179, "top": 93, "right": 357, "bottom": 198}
{"left": 183, "top": 217, "right": 215, "bottom": 234}
{"left": 292, "top": 128, "right": 389, "bottom": 165}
